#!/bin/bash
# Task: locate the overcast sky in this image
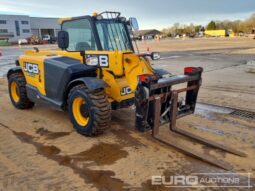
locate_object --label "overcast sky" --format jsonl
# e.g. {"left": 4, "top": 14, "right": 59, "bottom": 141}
{"left": 0, "top": 0, "right": 255, "bottom": 29}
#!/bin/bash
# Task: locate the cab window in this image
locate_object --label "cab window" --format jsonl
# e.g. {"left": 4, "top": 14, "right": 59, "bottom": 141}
{"left": 62, "top": 18, "right": 97, "bottom": 51}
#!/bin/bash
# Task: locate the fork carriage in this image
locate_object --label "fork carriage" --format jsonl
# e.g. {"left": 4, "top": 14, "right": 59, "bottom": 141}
{"left": 135, "top": 67, "right": 246, "bottom": 170}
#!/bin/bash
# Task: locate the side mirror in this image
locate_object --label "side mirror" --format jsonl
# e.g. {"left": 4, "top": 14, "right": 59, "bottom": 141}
{"left": 129, "top": 17, "right": 139, "bottom": 31}
{"left": 58, "top": 30, "right": 69, "bottom": 50}
{"left": 151, "top": 52, "right": 161, "bottom": 60}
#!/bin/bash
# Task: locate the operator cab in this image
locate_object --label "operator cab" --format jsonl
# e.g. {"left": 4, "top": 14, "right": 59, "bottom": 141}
{"left": 58, "top": 11, "right": 139, "bottom": 52}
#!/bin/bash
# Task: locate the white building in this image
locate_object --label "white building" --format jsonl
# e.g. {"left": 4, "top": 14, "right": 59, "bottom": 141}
{"left": 0, "top": 15, "right": 32, "bottom": 42}
{"left": 0, "top": 14, "right": 60, "bottom": 43}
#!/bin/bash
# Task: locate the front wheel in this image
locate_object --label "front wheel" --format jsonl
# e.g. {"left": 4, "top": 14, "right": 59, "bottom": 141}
{"left": 8, "top": 73, "right": 34, "bottom": 109}
{"left": 67, "top": 84, "right": 111, "bottom": 136}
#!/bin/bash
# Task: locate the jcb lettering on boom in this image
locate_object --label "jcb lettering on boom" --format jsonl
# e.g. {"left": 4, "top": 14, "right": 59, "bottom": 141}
{"left": 99, "top": 55, "right": 108, "bottom": 67}
{"left": 121, "top": 87, "right": 133, "bottom": 96}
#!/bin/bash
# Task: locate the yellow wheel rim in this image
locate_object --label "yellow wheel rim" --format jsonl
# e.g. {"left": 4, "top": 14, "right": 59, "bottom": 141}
{"left": 10, "top": 81, "right": 20, "bottom": 103}
{"left": 72, "top": 97, "right": 89, "bottom": 126}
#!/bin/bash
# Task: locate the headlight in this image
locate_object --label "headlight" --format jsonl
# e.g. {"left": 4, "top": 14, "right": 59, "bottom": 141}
{"left": 86, "top": 56, "right": 99, "bottom": 66}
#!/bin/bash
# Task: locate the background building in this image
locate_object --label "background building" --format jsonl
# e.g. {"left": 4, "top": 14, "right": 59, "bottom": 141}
{"left": 30, "top": 17, "right": 60, "bottom": 40}
{"left": 134, "top": 29, "right": 161, "bottom": 40}
{"left": 0, "top": 15, "right": 32, "bottom": 42}
{"left": 0, "top": 14, "right": 60, "bottom": 43}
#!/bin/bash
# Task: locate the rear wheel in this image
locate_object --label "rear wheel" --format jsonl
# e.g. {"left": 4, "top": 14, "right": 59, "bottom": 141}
{"left": 8, "top": 73, "right": 34, "bottom": 109}
{"left": 67, "top": 84, "right": 111, "bottom": 136}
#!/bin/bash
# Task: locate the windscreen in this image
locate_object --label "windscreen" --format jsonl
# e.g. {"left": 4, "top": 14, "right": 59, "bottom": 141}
{"left": 96, "top": 20, "right": 132, "bottom": 51}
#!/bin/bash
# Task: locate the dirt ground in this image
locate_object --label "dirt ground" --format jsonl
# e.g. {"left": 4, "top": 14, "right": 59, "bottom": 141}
{"left": 137, "top": 37, "right": 255, "bottom": 52}
{"left": 0, "top": 38, "right": 255, "bottom": 190}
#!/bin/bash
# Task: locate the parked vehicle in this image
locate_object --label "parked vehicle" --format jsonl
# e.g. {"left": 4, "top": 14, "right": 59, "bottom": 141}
{"left": 42, "top": 34, "right": 56, "bottom": 44}
{"left": 42, "top": 34, "right": 51, "bottom": 41}
{"left": 18, "top": 39, "right": 28, "bottom": 45}
{"left": 27, "top": 35, "right": 43, "bottom": 45}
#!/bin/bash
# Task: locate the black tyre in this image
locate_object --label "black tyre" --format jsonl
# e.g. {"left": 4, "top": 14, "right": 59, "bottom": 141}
{"left": 67, "top": 84, "right": 111, "bottom": 136}
{"left": 8, "top": 73, "right": 34, "bottom": 109}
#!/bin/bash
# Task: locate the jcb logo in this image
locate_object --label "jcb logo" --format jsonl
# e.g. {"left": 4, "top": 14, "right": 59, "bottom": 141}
{"left": 24, "top": 62, "right": 39, "bottom": 74}
{"left": 121, "top": 87, "right": 133, "bottom": 96}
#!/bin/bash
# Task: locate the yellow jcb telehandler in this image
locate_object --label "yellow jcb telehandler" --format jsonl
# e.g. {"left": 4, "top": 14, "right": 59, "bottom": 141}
{"left": 7, "top": 12, "right": 246, "bottom": 170}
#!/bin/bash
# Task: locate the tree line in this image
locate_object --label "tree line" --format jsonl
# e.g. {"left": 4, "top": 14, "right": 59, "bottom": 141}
{"left": 162, "top": 13, "right": 255, "bottom": 36}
